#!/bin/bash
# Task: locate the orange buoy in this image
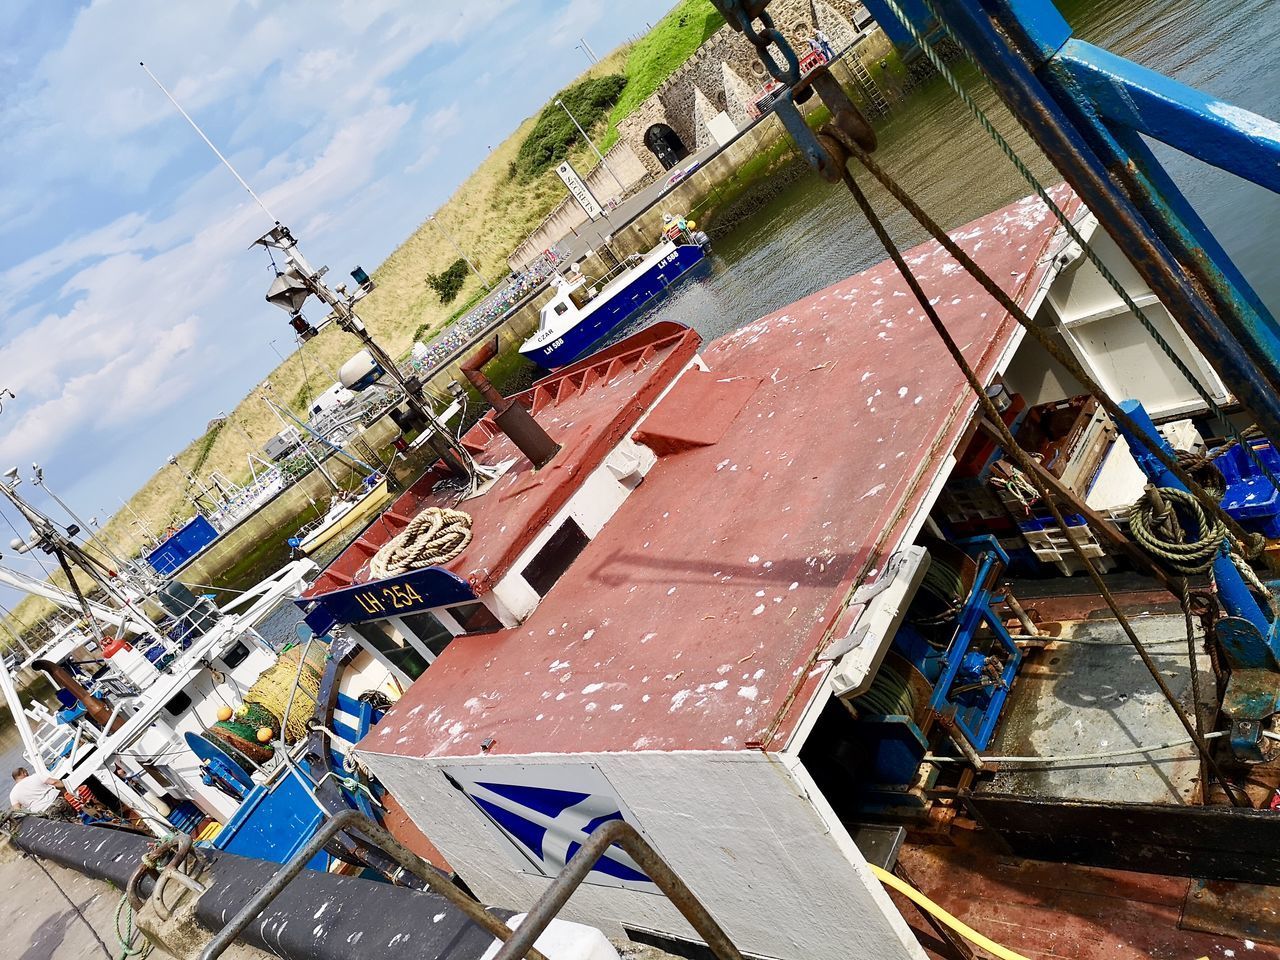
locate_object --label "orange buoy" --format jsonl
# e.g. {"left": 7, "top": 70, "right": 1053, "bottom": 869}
{"left": 256, "top": 727, "right": 274, "bottom": 743}
{"left": 215, "top": 705, "right": 233, "bottom": 722}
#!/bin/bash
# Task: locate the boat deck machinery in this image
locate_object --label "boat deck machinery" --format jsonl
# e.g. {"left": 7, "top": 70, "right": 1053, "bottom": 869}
{"left": 293, "top": 1, "right": 1280, "bottom": 954}
{"left": 17, "top": 1, "right": 1280, "bottom": 958}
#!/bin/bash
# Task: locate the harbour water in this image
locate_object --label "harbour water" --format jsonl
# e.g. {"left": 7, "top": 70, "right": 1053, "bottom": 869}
{"left": 620, "top": 0, "right": 1280, "bottom": 349}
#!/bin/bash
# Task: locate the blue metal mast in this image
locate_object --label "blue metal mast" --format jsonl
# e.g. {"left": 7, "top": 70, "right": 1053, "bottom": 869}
{"left": 881, "top": 0, "right": 1280, "bottom": 446}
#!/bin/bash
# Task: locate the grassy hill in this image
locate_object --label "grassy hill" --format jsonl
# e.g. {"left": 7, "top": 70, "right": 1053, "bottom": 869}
{"left": 602, "top": 1, "right": 726, "bottom": 149}
{"left": 8, "top": 5, "right": 724, "bottom": 636}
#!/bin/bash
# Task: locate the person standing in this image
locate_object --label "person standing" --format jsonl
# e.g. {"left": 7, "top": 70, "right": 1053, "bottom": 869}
{"left": 816, "top": 29, "right": 836, "bottom": 60}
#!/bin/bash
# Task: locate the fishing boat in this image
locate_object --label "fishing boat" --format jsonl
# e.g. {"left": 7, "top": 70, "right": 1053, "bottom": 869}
{"left": 294, "top": 201, "right": 1280, "bottom": 960}
{"left": 12, "top": 3, "right": 1280, "bottom": 960}
{"left": 518, "top": 224, "right": 709, "bottom": 369}
{"left": 290, "top": 473, "right": 393, "bottom": 556}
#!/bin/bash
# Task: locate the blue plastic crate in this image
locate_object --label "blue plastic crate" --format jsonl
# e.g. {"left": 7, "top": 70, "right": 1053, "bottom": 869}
{"left": 1215, "top": 441, "right": 1280, "bottom": 538}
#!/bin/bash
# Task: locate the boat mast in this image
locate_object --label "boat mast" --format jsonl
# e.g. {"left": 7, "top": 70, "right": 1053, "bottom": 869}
{"left": 261, "top": 390, "right": 340, "bottom": 491}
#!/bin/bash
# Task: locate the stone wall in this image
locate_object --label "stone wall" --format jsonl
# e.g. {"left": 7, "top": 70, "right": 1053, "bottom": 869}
{"left": 617, "top": 0, "right": 874, "bottom": 178}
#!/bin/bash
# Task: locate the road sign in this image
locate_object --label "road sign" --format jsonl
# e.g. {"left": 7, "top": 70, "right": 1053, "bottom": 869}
{"left": 556, "top": 160, "right": 603, "bottom": 221}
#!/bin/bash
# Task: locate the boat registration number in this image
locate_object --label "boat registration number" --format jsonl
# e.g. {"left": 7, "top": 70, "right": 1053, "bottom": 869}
{"left": 352, "top": 581, "right": 427, "bottom": 615}
{"left": 657, "top": 251, "right": 679, "bottom": 269}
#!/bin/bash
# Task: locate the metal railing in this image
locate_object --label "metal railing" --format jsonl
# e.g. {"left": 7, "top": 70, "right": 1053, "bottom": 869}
{"left": 199, "top": 810, "right": 746, "bottom": 960}
{"left": 199, "top": 808, "right": 550, "bottom": 960}
{"left": 491, "top": 819, "right": 745, "bottom": 960}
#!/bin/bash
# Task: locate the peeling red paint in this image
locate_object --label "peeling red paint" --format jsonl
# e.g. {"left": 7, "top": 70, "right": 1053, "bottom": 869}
{"left": 355, "top": 188, "right": 1081, "bottom": 761}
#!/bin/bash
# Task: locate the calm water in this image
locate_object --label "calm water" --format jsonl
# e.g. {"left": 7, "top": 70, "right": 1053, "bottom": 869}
{"left": 626, "top": 0, "right": 1280, "bottom": 344}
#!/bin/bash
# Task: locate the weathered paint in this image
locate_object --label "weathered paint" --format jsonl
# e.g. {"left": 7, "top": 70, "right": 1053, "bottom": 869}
{"left": 346, "top": 190, "right": 1089, "bottom": 960}
{"left": 364, "top": 749, "right": 929, "bottom": 960}
{"left": 303, "top": 323, "right": 700, "bottom": 604}
{"left": 356, "top": 188, "right": 1076, "bottom": 762}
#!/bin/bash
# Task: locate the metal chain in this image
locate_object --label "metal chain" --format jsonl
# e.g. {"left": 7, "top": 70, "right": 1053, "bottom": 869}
{"left": 885, "top": 0, "right": 1280, "bottom": 491}
{"left": 838, "top": 164, "right": 1249, "bottom": 807}
{"left": 714, "top": 2, "right": 801, "bottom": 85}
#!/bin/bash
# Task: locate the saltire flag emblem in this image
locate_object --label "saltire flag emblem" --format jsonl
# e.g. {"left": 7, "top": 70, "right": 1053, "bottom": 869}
{"left": 455, "top": 773, "right": 653, "bottom": 888}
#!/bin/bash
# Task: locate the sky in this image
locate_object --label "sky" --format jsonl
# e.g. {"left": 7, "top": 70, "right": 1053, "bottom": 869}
{"left": 0, "top": 0, "right": 677, "bottom": 534}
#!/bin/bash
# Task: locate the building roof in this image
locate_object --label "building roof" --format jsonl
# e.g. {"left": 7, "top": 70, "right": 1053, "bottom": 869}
{"left": 358, "top": 188, "right": 1077, "bottom": 761}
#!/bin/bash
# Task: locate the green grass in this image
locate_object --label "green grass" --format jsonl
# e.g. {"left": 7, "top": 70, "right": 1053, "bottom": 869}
{"left": 188, "top": 422, "right": 225, "bottom": 476}
{"left": 600, "top": 0, "right": 726, "bottom": 149}
{"left": 514, "top": 75, "right": 628, "bottom": 179}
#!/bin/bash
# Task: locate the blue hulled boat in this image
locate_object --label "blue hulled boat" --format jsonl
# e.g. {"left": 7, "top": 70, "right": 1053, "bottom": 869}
{"left": 519, "top": 228, "right": 709, "bottom": 368}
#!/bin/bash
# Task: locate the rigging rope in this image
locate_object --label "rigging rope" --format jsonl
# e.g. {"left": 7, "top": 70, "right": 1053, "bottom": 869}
{"left": 831, "top": 156, "right": 1250, "bottom": 807}
{"left": 369, "top": 507, "right": 473, "bottom": 580}
{"left": 839, "top": 139, "right": 1261, "bottom": 560}
{"left": 878, "top": 0, "right": 1280, "bottom": 493}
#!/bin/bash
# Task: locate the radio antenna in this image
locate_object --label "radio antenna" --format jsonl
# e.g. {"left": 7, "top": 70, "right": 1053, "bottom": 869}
{"left": 139, "top": 61, "right": 279, "bottom": 224}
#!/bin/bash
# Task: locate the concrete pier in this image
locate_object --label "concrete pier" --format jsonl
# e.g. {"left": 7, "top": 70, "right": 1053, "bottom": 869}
{"left": 0, "top": 849, "right": 268, "bottom": 960}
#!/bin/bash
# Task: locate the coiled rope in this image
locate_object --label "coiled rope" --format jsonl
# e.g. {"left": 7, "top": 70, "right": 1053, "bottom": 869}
{"left": 370, "top": 507, "right": 473, "bottom": 580}
{"left": 1130, "top": 487, "right": 1224, "bottom": 576}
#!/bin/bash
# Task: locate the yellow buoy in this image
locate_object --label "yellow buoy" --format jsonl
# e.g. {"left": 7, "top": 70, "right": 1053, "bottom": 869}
{"left": 687, "top": 220, "right": 697, "bottom": 231}
{"left": 256, "top": 727, "right": 274, "bottom": 743}
{"left": 215, "top": 705, "right": 233, "bottom": 722}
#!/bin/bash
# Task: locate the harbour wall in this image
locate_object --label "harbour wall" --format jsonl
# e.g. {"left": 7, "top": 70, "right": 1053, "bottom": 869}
{"left": 508, "top": 141, "right": 652, "bottom": 268}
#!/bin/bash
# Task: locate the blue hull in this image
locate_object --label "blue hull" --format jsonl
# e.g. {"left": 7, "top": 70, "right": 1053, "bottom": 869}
{"left": 528, "top": 244, "right": 706, "bottom": 368}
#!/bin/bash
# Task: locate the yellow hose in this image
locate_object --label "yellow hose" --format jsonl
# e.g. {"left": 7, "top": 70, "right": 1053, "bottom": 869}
{"left": 869, "top": 863, "right": 1032, "bottom": 960}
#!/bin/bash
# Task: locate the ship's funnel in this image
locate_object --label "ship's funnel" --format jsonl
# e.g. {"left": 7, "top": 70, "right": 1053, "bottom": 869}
{"left": 461, "top": 337, "right": 560, "bottom": 469}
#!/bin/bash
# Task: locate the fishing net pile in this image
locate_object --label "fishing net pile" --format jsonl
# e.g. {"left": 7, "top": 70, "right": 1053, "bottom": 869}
{"left": 207, "top": 640, "right": 329, "bottom": 766}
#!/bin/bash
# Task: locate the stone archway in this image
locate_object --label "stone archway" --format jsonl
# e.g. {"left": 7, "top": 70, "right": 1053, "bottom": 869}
{"left": 643, "top": 123, "right": 689, "bottom": 171}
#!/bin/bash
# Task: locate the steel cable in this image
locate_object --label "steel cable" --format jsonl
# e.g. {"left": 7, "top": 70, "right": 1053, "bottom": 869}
{"left": 878, "top": 0, "right": 1280, "bottom": 493}
{"left": 834, "top": 161, "right": 1250, "bottom": 807}
{"left": 837, "top": 137, "right": 1261, "bottom": 558}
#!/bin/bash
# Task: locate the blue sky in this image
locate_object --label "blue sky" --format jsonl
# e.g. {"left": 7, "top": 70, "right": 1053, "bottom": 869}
{"left": 0, "top": 0, "right": 677, "bottom": 526}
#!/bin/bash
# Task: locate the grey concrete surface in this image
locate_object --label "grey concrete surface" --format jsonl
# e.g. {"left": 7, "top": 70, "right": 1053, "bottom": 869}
{"left": 0, "top": 852, "right": 267, "bottom": 960}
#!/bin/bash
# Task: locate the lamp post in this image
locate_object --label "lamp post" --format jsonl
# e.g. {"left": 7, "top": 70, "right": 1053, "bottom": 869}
{"left": 427, "top": 216, "right": 490, "bottom": 291}
{"left": 254, "top": 224, "right": 479, "bottom": 480}
{"left": 578, "top": 37, "right": 600, "bottom": 63}
{"left": 555, "top": 98, "right": 626, "bottom": 194}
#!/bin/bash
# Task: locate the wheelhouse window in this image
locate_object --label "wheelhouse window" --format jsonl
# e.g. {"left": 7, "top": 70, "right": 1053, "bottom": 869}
{"left": 351, "top": 620, "right": 430, "bottom": 681}
{"left": 448, "top": 602, "right": 504, "bottom": 636}
{"left": 397, "top": 610, "right": 454, "bottom": 658}
{"left": 522, "top": 519, "right": 589, "bottom": 596}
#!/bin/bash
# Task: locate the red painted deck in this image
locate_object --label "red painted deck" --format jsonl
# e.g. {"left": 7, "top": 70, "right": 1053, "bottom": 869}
{"left": 359, "top": 188, "right": 1080, "bottom": 760}
{"left": 304, "top": 323, "right": 700, "bottom": 597}
{"left": 895, "top": 840, "right": 1280, "bottom": 959}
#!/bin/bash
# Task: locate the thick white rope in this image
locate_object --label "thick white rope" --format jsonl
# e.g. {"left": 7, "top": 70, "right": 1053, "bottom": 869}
{"left": 370, "top": 507, "right": 473, "bottom": 580}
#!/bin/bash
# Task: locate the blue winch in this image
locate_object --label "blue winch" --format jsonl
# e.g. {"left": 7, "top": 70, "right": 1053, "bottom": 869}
{"left": 846, "top": 537, "right": 1022, "bottom": 806}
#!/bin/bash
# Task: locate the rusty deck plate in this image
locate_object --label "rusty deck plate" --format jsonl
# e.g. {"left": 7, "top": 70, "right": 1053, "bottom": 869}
{"left": 1183, "top": 878, "right": 1280, "bottom": 947}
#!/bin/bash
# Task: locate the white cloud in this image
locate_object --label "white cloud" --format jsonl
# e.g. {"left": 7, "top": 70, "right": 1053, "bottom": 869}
{"left": 0, "top": 0, "right": 680, "bottom": 513}
{"left": 0, "top": 100, "right": 413, "bottom": 469}
{"left": 546, "top": 0, "right": 609, "bottom": 49}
